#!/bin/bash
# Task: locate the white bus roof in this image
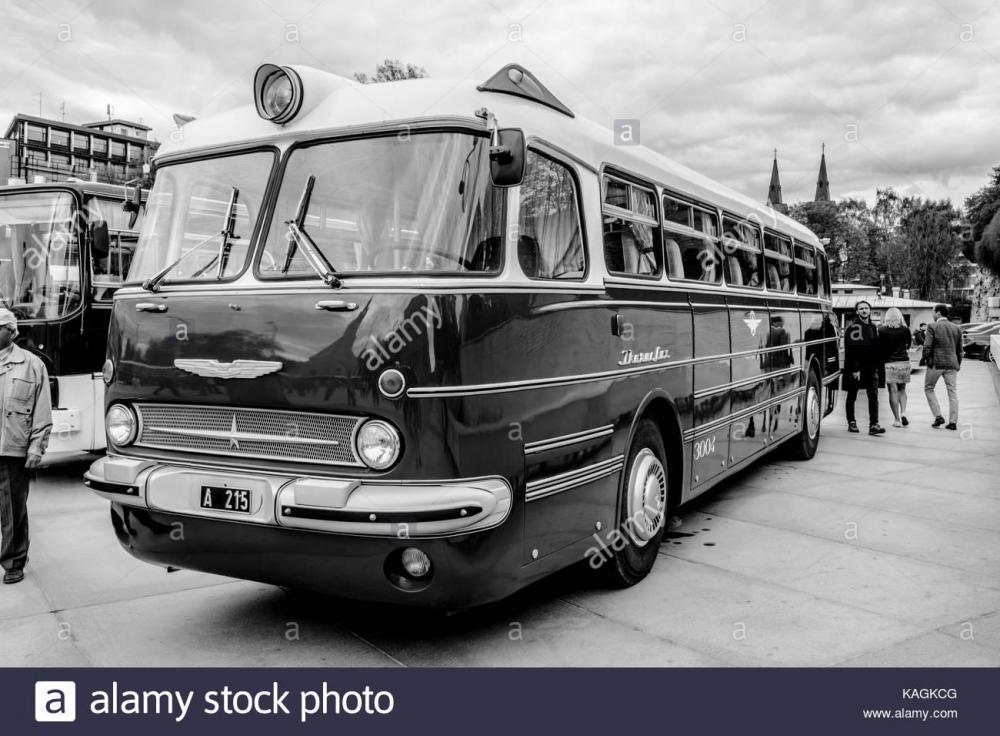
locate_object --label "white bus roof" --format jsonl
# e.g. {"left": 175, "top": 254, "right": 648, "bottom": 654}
{"left": 158, "top": 64, "right": 822, "bottom": 250}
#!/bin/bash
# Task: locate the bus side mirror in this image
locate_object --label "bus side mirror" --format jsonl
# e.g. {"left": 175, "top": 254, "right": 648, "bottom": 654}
{"left": 122, "top": 184, "right": 142, "bottom": 229}
{"left": 489, "top": 128, "right": 525, "bottom": 187}
{"left": 91, "top": 221, "right": 110, "bottom": 257}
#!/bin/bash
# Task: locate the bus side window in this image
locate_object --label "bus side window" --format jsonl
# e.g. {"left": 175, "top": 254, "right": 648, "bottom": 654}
{"left": 92, "top": 229, "right": 138, "bottom": 287}
{"left": 517, "top": 151, "right": 585, "bottom": 279}
{"left": 794, "top": 242, "right": 818, "bottom": 295}
{"left": 722, "top": 217, "right": 763, "bottom": 288}
{"left": 602, "top": 177, "right": 661, "bottom": 278}
{"left": 764, "top": 232, "right": 794, "bottom": 292}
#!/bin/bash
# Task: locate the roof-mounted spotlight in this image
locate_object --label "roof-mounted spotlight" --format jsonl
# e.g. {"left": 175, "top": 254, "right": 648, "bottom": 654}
{"left": 254, "top": 63, "right": 304, "bottom": 124}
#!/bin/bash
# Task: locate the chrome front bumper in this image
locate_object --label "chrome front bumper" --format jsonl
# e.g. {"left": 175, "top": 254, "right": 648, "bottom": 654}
{"left": 85, "top": 455, "right": 512, "bottom": 538}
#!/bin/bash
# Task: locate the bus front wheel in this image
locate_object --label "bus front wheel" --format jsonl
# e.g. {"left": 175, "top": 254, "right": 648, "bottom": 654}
{"left": 601, "top": 418, "right": 669, "bottom": 588}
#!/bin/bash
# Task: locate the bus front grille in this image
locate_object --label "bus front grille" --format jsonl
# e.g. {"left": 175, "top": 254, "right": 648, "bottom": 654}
{"left": 133, "top": 403, "right": 365, "bottom": 466}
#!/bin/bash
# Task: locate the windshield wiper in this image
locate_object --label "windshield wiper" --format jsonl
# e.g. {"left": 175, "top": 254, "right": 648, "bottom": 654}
{"left": 281, "top": 175, "right": 341, "bottom": 288}
{"left": 142, "top": 186, "right": 240, "bottom": 292}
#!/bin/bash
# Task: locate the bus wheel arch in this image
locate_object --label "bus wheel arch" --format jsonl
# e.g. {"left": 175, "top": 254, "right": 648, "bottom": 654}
{"left": 631, "top": 393, "right": 684, "bottom": 515}
{"left": 600, "top": 393, "right": 680, "bottom": 588}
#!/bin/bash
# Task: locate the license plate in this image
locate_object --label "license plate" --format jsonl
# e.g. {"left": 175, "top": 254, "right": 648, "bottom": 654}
{"left": 200, "top": 486, "right": 252, "bottom": 514}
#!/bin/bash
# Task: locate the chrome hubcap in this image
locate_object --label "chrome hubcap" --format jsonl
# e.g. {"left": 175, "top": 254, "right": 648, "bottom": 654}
{"left": 806, "top": 385, "right": 821, "bottom": 439}
{"left": 625, "top": 448, "right": 667, "bottom": 546}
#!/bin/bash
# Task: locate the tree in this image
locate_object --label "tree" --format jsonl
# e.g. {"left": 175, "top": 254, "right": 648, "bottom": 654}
{"left": 786, "top": 199, "right": 878, "bottom": 284}
{"left": 975, "top": 209, "right": 1000, "bottom": 278}
{"left": 898, "top": 198, "right": 962, "bottom": 300}
{"left": 354, "top": 59, "right": 428, "bottom": 84}
{"left": 964, "top": 165, "right": 1000, "bottom": 264}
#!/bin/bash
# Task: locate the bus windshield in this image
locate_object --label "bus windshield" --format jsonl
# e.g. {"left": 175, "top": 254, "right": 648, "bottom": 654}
{"left": 0, "top": 190, "right": 81, "bottom": 320}
{"left": 259, "top": 132, "right": 504, "bottom": 277}
{"left": 127, "top": 151, "right": 274, "bottom": 284}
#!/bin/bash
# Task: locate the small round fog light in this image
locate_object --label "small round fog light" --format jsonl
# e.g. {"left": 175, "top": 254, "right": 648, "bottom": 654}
{"left": 377, "top": 368, "right": 406, "bottom": 399}
{"left": 400, "top": 547, "right": 431, "bottom": 578}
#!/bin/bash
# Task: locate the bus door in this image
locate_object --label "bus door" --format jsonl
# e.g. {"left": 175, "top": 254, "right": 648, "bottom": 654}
{"left": 765, "top": 301, "right": 803, "bottom": 441}
{"left": 691, "top": 294, "right": 730, "bottom": 486}
{"left": 728, "top": 301, "right": 769, "bottom": 466}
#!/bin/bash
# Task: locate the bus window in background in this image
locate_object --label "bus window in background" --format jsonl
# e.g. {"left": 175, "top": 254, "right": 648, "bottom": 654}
{"left": 88, "top": 196, "right": 142, "bottom": 295}
{"left": 0, "top": 191, "right": 81, "bottom": 320}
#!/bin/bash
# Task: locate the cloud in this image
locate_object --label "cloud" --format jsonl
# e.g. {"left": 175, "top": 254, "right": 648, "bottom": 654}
{"left": 0, "top": 0, "right": 998, "bottom": 206}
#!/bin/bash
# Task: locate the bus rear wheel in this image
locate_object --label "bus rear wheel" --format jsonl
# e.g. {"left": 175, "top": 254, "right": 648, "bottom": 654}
{"left": 601, "top": 418, "right": 669, "bottom": 588}
{"left": 786, "top": 369, "right": 822, "bottom": 460}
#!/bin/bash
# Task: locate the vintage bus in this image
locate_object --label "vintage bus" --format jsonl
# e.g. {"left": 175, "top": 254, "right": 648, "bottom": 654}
{"left": 0, "top": 180, "right": 144, "bottom": 459}
{"left": 85, "top": 63, "right": 839, "bottom": 608}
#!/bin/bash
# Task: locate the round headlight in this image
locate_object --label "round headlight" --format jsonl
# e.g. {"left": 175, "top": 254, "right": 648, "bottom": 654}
{"left": 102, "top": 358, "right": 115, "bottom": 385}
{"left": 106, "top": 404, "right": 137, "bottom": 446}
{"left": 262, "top": 74, "right": 293, "bottom": 118}
{"left": 356, "top": 420, "right": 401, "bottom": 470}
{"left": 253, "top": 64, "right": 302, "bottom": 124}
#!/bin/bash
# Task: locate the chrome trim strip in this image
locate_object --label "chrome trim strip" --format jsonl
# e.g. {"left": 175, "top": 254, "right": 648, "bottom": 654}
{"left": 526, "top": 456, "right": 624, "bottom": 502}
{"left": 693, "top": 365, "right": 801, "bottom": 400}
{"left": 684, "top": 387, "right": 806, "bottom": 440}
{"left": 530, "top": 300, "right": 688, "bottom": 315}
{"left": 408, "top": 338, "right": 840, "bottom": 398}
{"left": 822, "top": 371, "right": 842, "bottom": 385}
{"left": 524, "top": 424, "right": 614, "bottom": 455}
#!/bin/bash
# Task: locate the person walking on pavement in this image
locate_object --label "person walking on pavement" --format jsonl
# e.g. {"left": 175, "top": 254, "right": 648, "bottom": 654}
{"left": 878, "top": 307, "right": 912, "bottom": 428}
{"left": 923, "top": 303, "right": 963, "bottom": 430}
{"left": 843, "top": 300, "right": 886, "bottom": 435}
{"left": 0, "top": 308, "right": 52, "bottom": 584}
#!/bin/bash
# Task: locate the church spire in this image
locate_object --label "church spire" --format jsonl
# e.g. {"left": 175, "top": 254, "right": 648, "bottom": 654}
{"left": 815, "top": 143, "right": 831, "bottom": 202}
{"left": 767, "top": 149, "right": 784, "bottom": 209}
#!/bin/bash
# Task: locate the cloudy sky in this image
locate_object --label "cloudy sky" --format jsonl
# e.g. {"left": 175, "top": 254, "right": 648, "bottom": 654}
{"left": 2, "top": 0, "right": 999, "bottom": 207}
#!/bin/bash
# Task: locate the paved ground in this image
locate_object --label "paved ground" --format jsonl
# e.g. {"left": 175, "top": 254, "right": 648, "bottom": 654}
{"left": 3, "top": 360, "right": 999, "bottom": 667}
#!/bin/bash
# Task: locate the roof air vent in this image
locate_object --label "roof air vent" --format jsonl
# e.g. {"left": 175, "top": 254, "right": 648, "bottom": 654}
{"left": 477, "top": 64, "right": 574, "bottom": 118}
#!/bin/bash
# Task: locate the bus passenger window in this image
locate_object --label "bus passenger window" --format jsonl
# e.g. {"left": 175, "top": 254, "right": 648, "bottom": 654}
{"left": 663, "top": 197, "right": 692, "bottom": 228}
{"left": 517, "top": 151, "right": 585, "bottom": 279}
{"left": 604, "top": 219, "right": 661, "bottom": 277}
{"left": 795, "top": 243, "right": 818, "bottom": 295}
{"left": 764, "top": 232, "right": 794, "bottom": 293}
{"left": 673, "top": 233, "right": 721, "bottom": 282}
{"left": 722, "top": 218, "right": 763, "bottom": 288}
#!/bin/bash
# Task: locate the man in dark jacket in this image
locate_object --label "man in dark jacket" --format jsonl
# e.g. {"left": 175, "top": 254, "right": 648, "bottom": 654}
{"left": 843, "top": 300, "right": 885, "bottom": 435}
{"left": 922, "top": 304, "right": 962, "bottom": 429}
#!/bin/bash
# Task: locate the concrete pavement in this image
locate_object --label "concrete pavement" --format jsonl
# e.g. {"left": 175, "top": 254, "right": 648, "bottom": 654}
{"left": 2, "top": 360, "right": 998, "bottom": 666}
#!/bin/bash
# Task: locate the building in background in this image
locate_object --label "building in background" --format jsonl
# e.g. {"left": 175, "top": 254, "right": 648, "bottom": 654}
{"left": 832, "top": 282, "right": 939, "bottom": 329}
{"left": 0, "top": 137, "right": 15, "bottom": 183}
{"left": 2, "top": 113, "right": 158, "bottom": 185}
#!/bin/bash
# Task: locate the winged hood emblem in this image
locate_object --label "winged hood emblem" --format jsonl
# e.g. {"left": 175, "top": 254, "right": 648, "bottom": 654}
{"left": 174, "top": 359, "right": 283, "bottom": 379}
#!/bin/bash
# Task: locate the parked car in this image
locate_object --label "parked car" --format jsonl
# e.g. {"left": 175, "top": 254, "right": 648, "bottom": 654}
{"left": 959, "top": 321, "right": 986, "bottom": 333}
{"left": 962, "top": 322, "right": 1000, "bottom": 361}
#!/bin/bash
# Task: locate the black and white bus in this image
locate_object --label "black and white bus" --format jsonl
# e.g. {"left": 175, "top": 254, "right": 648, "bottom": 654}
{"left": 86, "top": 63, "right": 839, "bottom": 608}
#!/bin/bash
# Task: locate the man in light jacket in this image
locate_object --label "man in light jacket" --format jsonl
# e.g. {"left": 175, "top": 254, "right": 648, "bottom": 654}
{"left": 922, "top": 304, "right": 963, "bottom": 430}
{"left": 0, "top": 308, "right": 52, "bottom": 584}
